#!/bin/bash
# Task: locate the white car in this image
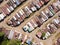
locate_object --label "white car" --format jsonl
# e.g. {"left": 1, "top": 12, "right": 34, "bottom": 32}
{"left": 0, "top": 13, "right": 5, "bottom": 21}
{"left": 23, "top": 25, "right": 29, "bottom": 32}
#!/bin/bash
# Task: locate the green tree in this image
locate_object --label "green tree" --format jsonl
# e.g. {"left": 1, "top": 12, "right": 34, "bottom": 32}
{"left": 1, "top": 40, "right": 9, "bottom": 45}
{"left": 0, "top": 32, "right": 4, "bottom": 42}
{"left": 0, "top": 32, "right": 23, "bottom": 45}
{"left": 41, "top": 32, "right": 45, "bottom": 37}
{"left": 7, "top": 40, "right": 21, "bottom": 45}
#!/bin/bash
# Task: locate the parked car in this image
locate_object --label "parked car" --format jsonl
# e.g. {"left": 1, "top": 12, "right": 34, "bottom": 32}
{"left": 0, "top": 13, "right": 6, "bottom": 21}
